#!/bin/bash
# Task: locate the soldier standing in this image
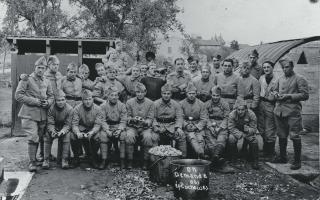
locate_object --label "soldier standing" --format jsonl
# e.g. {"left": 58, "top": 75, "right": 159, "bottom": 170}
{"left": 71, "top": 90, "right": 102, "bottom": 168}
{"left": 166, "top": 58, "right": 191, "bottom": 101}
{"left": 214, "top": 59, "right": 240, "bottom": 110}
{"left": 61, "top": 63, "right": 82, "bottom": 107}
{"left": 99, "top": 87, "right": 127, "bottom": 169}
{"left": 227, "top": 100, "right": 259, "bottom": 170}
{"left": 153, "top": 84, "right": 187, "bottom": 157}
{"left": 248, "top": 49, "right": 263, "bottom": 80}
{"left": 43, "top": 90, "right": 73, "bottom": 169}
{"left": 194, "top": 65, "right": 215, "bottom": 102}
{"left": 258, "top": 61, "right": 278, "bottom": 160}
{"left": 180, "top": 83, "right": 207, "bottom": 158}
{"left": 210, "top": 55, "right": 223, "bottom": 75}
{"left": 79, "top": 64, "right": 94, "bottom": 91}
{"left": 126, "top": 83, "right": 157, "bottom": 169}
{"left": 187, "top": 56, "right": 201, "bottom": 82}
{"left": 15, "top": 56, "right": 54, "bottom": 172}
{"left": 272, "top": 58, "right": 309, "bottom": 170}
{"left": 118, "top": 66, "right": 141, "bottom": 100}
{"left": 44, "top": 55, "right": 63, "bottom": 93}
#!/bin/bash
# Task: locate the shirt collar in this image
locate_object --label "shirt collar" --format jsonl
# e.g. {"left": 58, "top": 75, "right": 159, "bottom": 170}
{"left": 161, "top": 99, "right": 172, "bottom": 107}
{"left": 31, "top": 72, "right": 43, "bottom": 81}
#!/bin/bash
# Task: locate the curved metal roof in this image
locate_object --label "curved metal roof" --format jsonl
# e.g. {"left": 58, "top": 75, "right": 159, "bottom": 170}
{"left": 227, "top": 36, "right": 320, "bottom": 66}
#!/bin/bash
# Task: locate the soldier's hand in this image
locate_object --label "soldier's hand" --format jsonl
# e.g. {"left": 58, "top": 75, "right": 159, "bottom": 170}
{"left": 87, "top": 131, "right": 94, "bottom": 139}
{"left": 20, "top": 74, "right": 29, "bottom": 81}
{"left": 106, "top": 130, "right": 113, "bottom": 137}
{"left": 244, "top": 125, "right": 250, "bottom": 133}
{"left": 114, "top": 130, "right": 121, "bottom": 138}
{"left": 51, "top": 130, "right": 57, "bottom": 138}
{"left": 77, "top": 132, "right": 84, "bottom": 139}
{"left": 176, "top": 127, "right": 184, "bottom": 136}
{"left": 40, "top": 100, "right": 49, "bottom": 108}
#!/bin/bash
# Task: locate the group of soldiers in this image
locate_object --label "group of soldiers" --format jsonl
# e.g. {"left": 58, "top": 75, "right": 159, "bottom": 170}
{"left": 15, "top": 49, "right": 309, "bottom": 173}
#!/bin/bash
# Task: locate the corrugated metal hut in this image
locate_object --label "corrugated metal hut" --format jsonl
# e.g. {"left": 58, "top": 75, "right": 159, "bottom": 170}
{"left": 227, "top": 36, "right": 320, "bottom": 132}
{"left": 6, "top": 36, "right": 116, "bottom": 135}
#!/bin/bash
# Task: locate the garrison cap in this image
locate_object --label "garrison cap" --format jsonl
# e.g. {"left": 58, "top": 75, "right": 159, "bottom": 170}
{"left": 234, "top": 99, "right": 247, "bottom": 109}
{"left": 279, "top": 57, "right": 293, "bottom": 67}
{"left": 135, "top": 82, "right": 146, "bottom": 92}
{"left": 82, "top": 89, "right": 93, "bottom": 99}
{"left": 47, "top": 55, "right": 59, "bottom": 64}
{"left": 186, "top": 83, "right": 197, "bottom": 93}
{"left": 249, "top": 49, "right": 259, "bottom": 57}
{"left": 201, "top": 64, "right": 211, "bottom": 72}
{"left": 79, "top": 64, "right": 90, "bottom": 72}
{"left": 161, "top": 84, "right": 172, "bottom": 92}
{"left": 106, "top": 47, "right": 117, "bottom": 58}
{"left": 211, "top": 86, "right": 221, "bottom": 95}
{"left": 54, "top": 89, "right": 66, "bottom": 99}
{"left": 67, "top": 62, "right": 78, "bottom": 71}
{"left": 35, "top": 56, "right": 47, "bottom": 66}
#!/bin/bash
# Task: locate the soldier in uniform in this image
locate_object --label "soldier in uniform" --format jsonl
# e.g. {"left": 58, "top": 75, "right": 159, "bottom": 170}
{"left": 99, "top": 87, "right": 127, "bottom": 169}
{"left": 118, "top": 66, "right": 141, "bottom": 100}
{"left": 258, "top": 61, "right": 278, "bottom": 160}
{"left": 194, "top": 65, "right": 215, "bottom": 102}
{"left": 15, "top": 56, "right": 54, "bottom": 172}
{"left": 166, "top": 58, "right": 191, "bottom": 101}
{"left": 227, "top": 100, "right": 259, "bottom": 170}
{"left": 187, "top": 56, "right": 201, "bottom": 82}
{"left": 44, "top": 55, "right": 63, "bottom": 93}
{"left": 61, "top": 62, "right": 82, "bottom": 107}
{"left": 204, "top": 86, "right": 231, "bottom": 170}
{"left": 79, "top": 64, "right": 94, "bottom": 91}
{"left": 126, "top": 83, "right": 157, "bottom": 169}
{"left": 272, "top": 58, "right": 309, "bottom": 170}
{"left": 214, "top": 59, "right": 240, "bottom": 110}
{"left": 210, "top": 55, "right": 223, "bottom": 75}
{"left": 71, "top": 90, "right": 102, "bottom": 168}
{"left": 248, "top": 49, "right": 263, "bottom": 80}
{"left": 153, "top": 84, "right": 187, "bottom": 157}
{"left": 43, "top": 90, "right": 73, "bottom": 169}
{"left": 180, "top": 83, "right": 207, "bottom": 158}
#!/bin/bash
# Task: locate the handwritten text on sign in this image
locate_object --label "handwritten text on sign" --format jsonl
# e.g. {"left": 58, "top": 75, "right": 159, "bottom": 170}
{"left": 174, "top": 167, "right": 209, "bottom": 191}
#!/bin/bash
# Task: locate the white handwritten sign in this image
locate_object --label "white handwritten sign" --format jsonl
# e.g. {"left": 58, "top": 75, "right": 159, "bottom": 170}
{"left": 173, "top": 167, "right": 209, "bottom": 191}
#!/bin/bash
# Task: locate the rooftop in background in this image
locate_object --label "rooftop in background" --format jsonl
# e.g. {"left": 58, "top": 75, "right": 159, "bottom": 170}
{"left": 6, "top": 35, "right": 116, "bottom": 43}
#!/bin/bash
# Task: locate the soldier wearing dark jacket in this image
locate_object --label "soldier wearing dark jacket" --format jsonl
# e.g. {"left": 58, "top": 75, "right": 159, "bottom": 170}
{"left": 272, "top": 58, "right": 309, "bottom": 170}
{"left": 15, "top": 56, "right": 54, "bottom": 172}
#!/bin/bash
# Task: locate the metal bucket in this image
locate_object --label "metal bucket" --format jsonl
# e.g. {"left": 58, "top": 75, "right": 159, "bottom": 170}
{"left": 171, "top": 159, "right": 211, "bottom": 200}
{"left": 149, "top": 153, "right": 181, "bottom": 185}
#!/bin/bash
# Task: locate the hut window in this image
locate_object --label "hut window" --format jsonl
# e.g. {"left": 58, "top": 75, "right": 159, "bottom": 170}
{"left": 297, "top": 51, "right": 308, "bottom": 64}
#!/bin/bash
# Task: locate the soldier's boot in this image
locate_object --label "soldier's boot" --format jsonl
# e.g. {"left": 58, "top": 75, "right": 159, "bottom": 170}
{"left": 126, "top": 144, "right": 134, "bottom": 169}
{"left": 28, "top": 143, "right": 38, "bottom": 172}
{"left": 70, "top": 141, "right": 80, "bottom": 168}
{"left": 99, "top": 143, "right": 108, "bottom": 170}
{"left": 176, "top": 139, "right": 187, "bottom": 158}
{"left": 61, "top": 142, "right": 70, "bottom": 169}
{"left": 290, "top": 139, "right": 302, "bottom": 170}
{"left": 228, "top": 143, "right": 238, "bottom": 164}
{"left": 56, "top": 140, "right": 63, "bottom": 164}
{"left": 42, "top": 140, "right": 51, "bottom": 170}
{"left": 142, "top": 146, "right": 152, "bottom": 170}
{"left": 90, "top": 141, "right": 99, "bottom": 169}
{"left": 250, "top": 143, "right": 260, "bottom": 170}
{"left": 264, "top": 142, "right": 276, "bottom": 161}
{"left": 240, "top": 139, "right": 249, "bottom": 158}
{"left": 119, "top": 141, "right": 126, "bottom": 170}
{"left": 38, "top": 139, "right": 44, "bottom": 162}
{"left": 212, "top": 144, "right": 224, "bottom": 165}
{"left": 272, "top": 138, "right": 288, "bottom": 163}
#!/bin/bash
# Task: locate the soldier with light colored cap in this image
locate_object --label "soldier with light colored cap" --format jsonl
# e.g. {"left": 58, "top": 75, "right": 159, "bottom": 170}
{"left": 15, "top": 56, "right": 54, "bottom": 172}
{"left": 99, "top": 87, "right": 128, "bottom": 169}
{"left": 126, "top": 83, "right": 156, "bottom": 169}
{"left": 272, "top": 58, "right": 309, "bottom": 170}
{"left": 153, "top": 83, "right": 187, "bottom": 157}
{"left": 227, "top": 99, "right": 259, "bottom": 170}
{"left": 180, "top": 83, "right": 207, "bottom": 158}
{"left": 45, "top": 55, "right": 63, "bottom": 93}
{"left": 43, "top": 89, "right": 73, "bottom": 169}
{"left": 61, "top": 62, "right": 82, "bottom": 107}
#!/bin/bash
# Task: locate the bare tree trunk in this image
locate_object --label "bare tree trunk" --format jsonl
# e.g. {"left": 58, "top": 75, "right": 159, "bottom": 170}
{"left": 3, "top": 48, "right": 7, "bottom": 74}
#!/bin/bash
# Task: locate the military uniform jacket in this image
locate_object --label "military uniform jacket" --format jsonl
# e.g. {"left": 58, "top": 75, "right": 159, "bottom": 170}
{"left": 153, "top": 99, "right": 183, "bottom": 133}
{"left": 44, "top": 70, "right": 63, "bottom": 93}
{"left": 15, "top": 72, "right": 54, "bottom": 121}
{"left": 250, "top": 64, "right": 263, "bottom": 80}
{"left": 205, "top": 99, "right": 230, "bottom": 129}
{"left": 180, "top": 98, "right": 208, "bottom": 131}
{"left": 274, "top": 72, "right": 309, "bottom": 117}
{"left": 94, "top": 78, "right": 125, "bottom": 99}
{"left": 166, "top": 72, "right": 192, "bottom": 92}
{"left": 126, "top": 97, "right": 154, "bottom": 126}
{"left": 47, "top": 103, "right": 73, "bottom": 133}
{"left": 228, "top": 109, "right": 257, "bottom": 139}
{"left": 259, "top": 74, "right": 278, "bottom": 102}
{"left": 72, "top": 103, "right": 102, "bottom": 133}
{"left": 82, "top": 78, "right": 94, "bottom": 91}
{"left": 100, "top": 100, "right": 127, "bottom": 131}
{"left": 214, "top": 73, "right": 240, "bottom": 99}
{"left": 61, "top": 76, "right": 82, "bottom": 98}
{"left": 237, "top": 75, "right": 261, "bottom": 109}
{"left": 194, "top": 77, "right": 215, "bottom": 102}
{"left": 117, "top": 75, "right": 141, "bottom": 97}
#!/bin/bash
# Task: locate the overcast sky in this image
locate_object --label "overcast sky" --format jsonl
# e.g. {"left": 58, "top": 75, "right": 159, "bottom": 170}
{"left": 0, "top": 0, "right": 319, "bottom": 45}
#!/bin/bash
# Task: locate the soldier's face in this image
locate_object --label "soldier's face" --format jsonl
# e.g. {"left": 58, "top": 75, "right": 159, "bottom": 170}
{"left": 132, "top": 68, "right": 140, "bottom": 78}
{"left": 240, "top": 64, "right": 251, "bottom": 76}
{"left": 161, "top": 91, "right": 171, "bottom": 101}
{"left": 48, "top": 62, "right": 59, "bottom": 73}
{"left": 96, "top": 66, "right": 106, "bottom": 77}
{"left": 109, "top": 92, "right": 119, "bottom": 104}
{"left": 175, "top": 60, "right": 185, "bottom": 73}
{"left": 186, "top": 91, "right": 196, "bottom": 101}
{"left": 55, "top": 97, "right": 66, "bottom": 108}
{"left": 83, "top": 97, "right": 93, "bottom": 108}
{"left": 35, "top": 65, "right": 46, "bottom": 77}
{"left": 211, "top": 93, "right": 220, "bottom": 103}
{"left": 135, "top": 90, "right": 146, "bottom": 100}
{"left": 222, "top": 61, "right": 233, "bottom": 74}
{"left": 107, "top": 70, "right": 116, "bottom": 80}
{"left": 281, "top": 62, "right": 293, "bottom": 77}
{"left": 263, "top": 63, "right": 273, "bottom": 75}
{"left": 67, "top": 69, "right": 77, "bottom": 79}
{"left": 213, "top": 58, "right": 220, "bottom": 68}
{"left": 237, "top": 106, "right": 246, "bottom": 117}
{"left": 249, "top": 55, "right": 258, "bottom": 65}
{"left": 140, "top": 65, "right": 148, "bottom": 74}
{"left": 80, "top": 70, "right": 90, "bottom": 79}
{"left": 189, "top": 61, "right": 198, "bottom": 71}
{"left": 201, "top": 69, "right": 210, "bottom": 79}
{"left": 149, "top": 65, "right": 156, "bottom": 76}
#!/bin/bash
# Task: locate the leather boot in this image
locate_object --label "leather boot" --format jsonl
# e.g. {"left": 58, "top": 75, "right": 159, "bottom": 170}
{"left": 38, "top": 139, "right": 44, "bottom": 162}
{"left": 290, "top": 139, "right": 302, "bottom": 170}
{"left": 228, "top": 143, "right": 238, "bottom": 163}
{"left": 28, "top": 143, "right": 38, "bottom": 172}
{"left": 61, "top": 159, "right": 69, "bottom": 169}
{"left": 42, "top": 141, "right": 51, "bottom": 169}
{"left": 240, "top": 139, "right": 249, "bottom": 158}
{"left": 272, "top": 138, "right": 288, "bottom": 163}
{"left": 176, "top": 139, "right": 187, "bottom": 158}
{"left": 99, "top": 143, "right": 108, "bottom": 170}
{"left": 120, "top": 159, "right": 126, "bottom": 170}
{"left": 119, "top": 141, "right": 126, "bottom": 165}
{"left": 212, "top": 144, "right": 224, "bottom": 165}
{"left": 126, "top": 144, "right": 134, "bottom": 169}
{"left": 250, "top": 143, "right": 260, "bottom": 170}
{"left": 70, "top": 140, "right": 80, "bottom": 168}
{"left": 143, "top": 146, "right": 151, "bottom": 170}
{"left": 62, "top": 142, "right": 70, "bottom": 162}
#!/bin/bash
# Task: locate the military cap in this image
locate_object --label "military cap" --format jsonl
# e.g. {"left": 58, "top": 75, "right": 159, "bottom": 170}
{"left": 67, "top": 62, "right": 78, "bottom": 72}
{"left": 106, "top": 47, "right": 117, "bottom": 59}
{"left": 106, "top": 86, "right": 119, "bottom": 96}
{"left": 145, "top": 51, "right": 155, "bottom": 60}
{"left": 82, "top": 89, "right": 93, "bottom": 99}
{"left": 249, "top": 49, "right": 259, "bottom": 57}
{"left": 161, "top": 84, "right": 172, "bottom": 92}
{"left": 35, "top": 56, "right": 47, "bottom": 66}
{"left": 241, "top": 61, "right": 250, "bottom": 68}
{"left": 211, "top": 86, "right": 221, "bottom": 95}
{"left": 79, "top": 64, "right": 90, "bottom": 72}
{"left": 95, "top": 63, "right": 104, "bottom": 70}
{"left": 201, "top": 64, "right": 211, "bottom": 72}
{"left": 234, "top": 99, "right": 247, "bottom": 109}
{"left": 135, "top": 82, "right": 146, "bottom": 92}
{"left": 186, "top": 83, "right": 197, "bottom": 93}
{"left": 279, "top": 57, "right": 293, "bottom": 67}
{"left": 47, "top": 55, "right": 59, "bottom": 65}
{"left": 54, "top": 89, "right": 66, "bottom": 99}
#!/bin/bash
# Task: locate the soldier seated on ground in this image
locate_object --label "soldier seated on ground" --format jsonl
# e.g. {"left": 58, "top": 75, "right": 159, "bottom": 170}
{"left": 43, "top": 90, "right": 73, "bottom": 170}
{"left": 227, "top": 99, "right": 260, "bottom": 170}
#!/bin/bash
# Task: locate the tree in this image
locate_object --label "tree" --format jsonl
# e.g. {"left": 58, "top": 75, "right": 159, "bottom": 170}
{"left": 230, "top": 40, "right": 239, "bottom": 50}
{"left": 1, "top": 0, "right": 79, "bottom": 36}
{"left": 70, "top": 0, "right": 183, "bottom": 52}
{"left": 180, "top": 34, "right": 200, "bottom": 56}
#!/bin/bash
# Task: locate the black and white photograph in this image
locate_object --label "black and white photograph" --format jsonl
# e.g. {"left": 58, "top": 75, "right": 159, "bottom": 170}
{"left": 0, "top": 0, "right": 319, "bottom": 199}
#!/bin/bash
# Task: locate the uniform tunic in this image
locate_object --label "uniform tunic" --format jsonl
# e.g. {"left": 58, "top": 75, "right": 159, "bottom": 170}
{"left": 61, "top": 76, "right": 82, "bottom": 107}
{"left": 194, "top": 77, "right": 215, "bottom": 102}
{"left": 166, "top": 72, "right": 192, "bottom": 101}
{"left": 273, "top": 72, "right": 309, "bottom": 139}
{"left": 118, "top": 75, "right": 141, "bottom": 98}
{"left": 44, "top": 70, "right": 63, "bottom": 93}
{"left": 72, "top": 103, "right": 102, "bottom": 134}
{"left": 93, "top": 78, "right": 125, "bottom": 100}
{"left": 250, "top": 64, "right": 263, "bottom": 80}
{"left": 237, "top": 74, "right": 261, "bottom": 110}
